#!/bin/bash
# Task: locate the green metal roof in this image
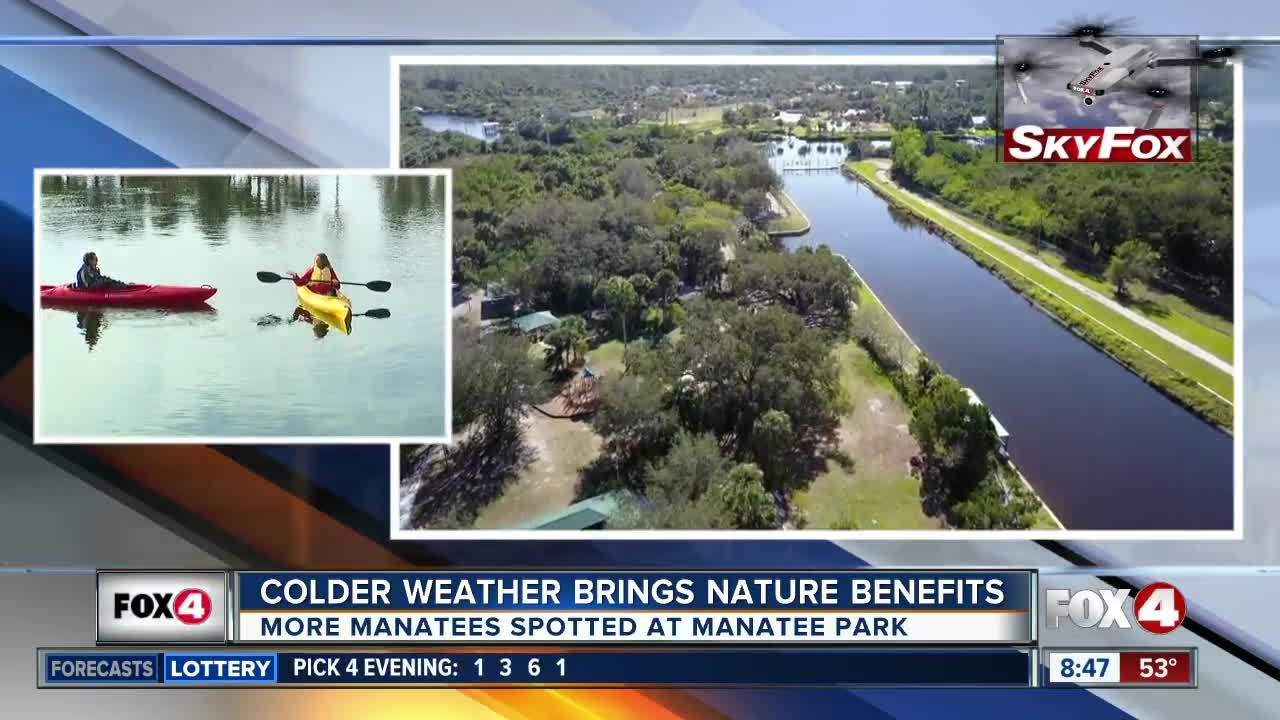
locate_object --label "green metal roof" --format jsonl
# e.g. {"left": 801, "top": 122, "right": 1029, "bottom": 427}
{"left": 520, "top": 491, "right": 623, "bottom": 530}
{"left": 512, "top": 310, "right": 560, "bottom": 334}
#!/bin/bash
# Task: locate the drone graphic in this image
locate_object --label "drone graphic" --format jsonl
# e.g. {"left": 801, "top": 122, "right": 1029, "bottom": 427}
{"left": 1003, "top": 19, "right": 1241, "bottom": 130}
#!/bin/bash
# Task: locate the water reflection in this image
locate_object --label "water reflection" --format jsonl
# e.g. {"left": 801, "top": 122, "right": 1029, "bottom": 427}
{"left": 766, "top": 138, "right": 851, "bottom": 173}
{"left": 45, "top": 306, "right": 218, "bottom": 351}
{"left": 39, "top": 175, "right": 323, "bottom": 246}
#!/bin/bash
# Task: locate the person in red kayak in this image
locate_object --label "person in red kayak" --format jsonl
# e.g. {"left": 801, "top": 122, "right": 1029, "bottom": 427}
{"left": 75, "top": 252, "right": 129, "bottom": 290}
{"left": 290, "top": 253, "right": 341, "bottom": 296}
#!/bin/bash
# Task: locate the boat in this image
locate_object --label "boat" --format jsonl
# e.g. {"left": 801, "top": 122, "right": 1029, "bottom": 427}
{"left": 40, "top": 283, "right": 216, "bottom": 307}
{"left": 296, "top": 285, "right": 352, "bottom": 334}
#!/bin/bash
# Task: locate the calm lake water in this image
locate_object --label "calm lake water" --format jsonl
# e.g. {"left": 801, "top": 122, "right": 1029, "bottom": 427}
{"left": 38, "top": 174, "right": 449, "bottom": 440}
{"left": 418, "top": 113, "right": 500, "bottom": 142}
{"left": 775, "top": 140, "right": 1233, "bottom": 530}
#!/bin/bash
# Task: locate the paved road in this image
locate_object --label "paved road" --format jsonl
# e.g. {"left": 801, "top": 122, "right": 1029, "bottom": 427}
{"left": 868, "top": 159, "right": 1233, "bottom": 378}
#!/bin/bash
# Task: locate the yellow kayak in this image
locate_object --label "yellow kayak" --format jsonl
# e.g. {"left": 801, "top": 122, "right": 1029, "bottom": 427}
{"left": 297, "top": 285, "right": 353, "bottom": 334}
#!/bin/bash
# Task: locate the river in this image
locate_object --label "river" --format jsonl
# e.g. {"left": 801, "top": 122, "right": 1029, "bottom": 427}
{"left": 37, "top": 174, "right": 449, "bottom": 440}
{"left": 771, "top": 140, "right": 1233, "bottom": 530}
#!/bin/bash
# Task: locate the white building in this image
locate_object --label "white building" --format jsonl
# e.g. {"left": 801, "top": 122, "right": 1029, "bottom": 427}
{"left": 776, "top": 110, "right": 804, "bottom": 124}
{"left": 843, "top": 108, "right": 868, "bottom": 118}
{"left": 971, "top": 115, "right": 988, "bottom": 128}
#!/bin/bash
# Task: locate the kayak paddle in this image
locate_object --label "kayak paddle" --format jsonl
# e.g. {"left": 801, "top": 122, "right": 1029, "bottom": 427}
{"left": 256, "top": 270, "right": 391, "bottom": 292}
{"left": 357, "top": 308, "right": 391, "bottom": 319}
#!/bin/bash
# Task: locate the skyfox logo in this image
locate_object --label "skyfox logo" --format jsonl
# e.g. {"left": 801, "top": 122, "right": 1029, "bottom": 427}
{"left": 1005, "top": 126, "right": 1191, "bottom": 163}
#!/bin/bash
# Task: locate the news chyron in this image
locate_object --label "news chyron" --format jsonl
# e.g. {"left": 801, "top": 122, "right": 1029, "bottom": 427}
{"left": 97, "top": 571, "right": 228, "bottom": 644}
{"left": 998, "top": 35, "right": 1202, "bottom": 163}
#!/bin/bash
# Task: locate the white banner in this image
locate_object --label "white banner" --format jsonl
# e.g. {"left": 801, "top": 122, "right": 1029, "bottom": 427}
{"left": 237, "top": 610, "right": 1031, "bottom": 644}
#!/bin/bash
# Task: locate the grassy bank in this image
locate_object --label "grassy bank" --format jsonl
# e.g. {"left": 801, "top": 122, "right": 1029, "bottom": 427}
{"left": 766, "top": 189, "right": 811, "bottom": 236}
{"left": 849, "top": 262, "right": 1059, "bottom": 527}
{"left": 848, "top": 160, "right": 1232, "bottom": 433}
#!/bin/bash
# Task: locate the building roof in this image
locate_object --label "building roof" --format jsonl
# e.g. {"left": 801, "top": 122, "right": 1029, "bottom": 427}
{"left": 512, "top": 310, "right": 561, "bottom": 333}
{"left": 519, "top": 492, "right": 623, "bottom": 530}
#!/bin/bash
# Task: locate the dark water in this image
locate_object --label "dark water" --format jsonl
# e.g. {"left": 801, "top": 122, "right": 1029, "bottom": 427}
{"left": 779, "top": 150, "right": 1232, "bottom": 530}
{"left": 37, "top": 174, "right": 449, "bottom": 440}
{"left": 418, "top": 113, "right": 500, "bottom": 142}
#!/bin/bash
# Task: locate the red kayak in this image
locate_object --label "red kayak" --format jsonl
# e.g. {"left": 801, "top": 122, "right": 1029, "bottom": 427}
{"left": 40, "top": 283, "right": 217, "bottom": 307}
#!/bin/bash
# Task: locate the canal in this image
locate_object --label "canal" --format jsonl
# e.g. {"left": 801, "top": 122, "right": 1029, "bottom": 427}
{"left": 771, "top": 141, "right": 1233, "bottom": 530}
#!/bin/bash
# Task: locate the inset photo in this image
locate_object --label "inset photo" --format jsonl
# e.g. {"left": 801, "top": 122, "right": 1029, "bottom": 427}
{"left": 34, "top": 169, "right": 451, "bottom": 444}
{"left": 392, "top": 57, "right": 1238, "bottom": 538}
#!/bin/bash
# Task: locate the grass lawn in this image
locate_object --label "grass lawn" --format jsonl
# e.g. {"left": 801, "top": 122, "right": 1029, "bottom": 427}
{"left": 792, "top": 339, "right": 940, "bottom": 530}
{"left": 641, "top": 104, "right": 738, "bottom": 131}
{"left": 850, "top": 161, "right": 1233, "bottom": 428}
{"left": 585, "top": 339, "right": 627, "bottom": 375}
{"left": 766, "top": 188, "right": 811, "bottom": 235}
{"left": 472, "top": 411, "right": 602, "bottom": 529}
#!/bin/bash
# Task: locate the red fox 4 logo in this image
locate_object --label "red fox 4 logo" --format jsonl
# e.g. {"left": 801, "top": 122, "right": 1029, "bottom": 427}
{"left": 1045, "top": 582, "right": 1187, "bottom": 635}
{"left": 113, "top": 589, "right": 212, "bottom": 625}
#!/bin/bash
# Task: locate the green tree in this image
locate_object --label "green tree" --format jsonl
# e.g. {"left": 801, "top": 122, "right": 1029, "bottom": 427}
{"left": 612, "top": 158, "right": 656, "bottom": 198}
{"left": 653, "top": 268, "right": 681, "bottom": 304}
{"left": 452, "top": 321, "right": 545, "bottom": 440}
{"left": 674, "top": 300, "right": 845, "bottom": 448}
{"left": 544, "top": 315, "right": 589, "bottom": 373}
{"left": 750, "top": 409, "right": 794, "bottom": 488}
{"left": 1105, "top": 239, "right": 1160, "bottom": 298}
{"left": 909, "top": 374, "right": 999, "bottom": 499}
{"left": 592, "top": 374, "right": 680, "bottom": 459}
{"left": 597, "top": 276, "right": 640, "bottom": 350}
{"left": 706, "top": 463, "right": 778, "bottom": 529}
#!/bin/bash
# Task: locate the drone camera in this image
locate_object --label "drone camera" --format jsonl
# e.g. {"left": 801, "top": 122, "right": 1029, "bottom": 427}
{"left": 1083, "top": 96, "right": 1094, "bottom": 106}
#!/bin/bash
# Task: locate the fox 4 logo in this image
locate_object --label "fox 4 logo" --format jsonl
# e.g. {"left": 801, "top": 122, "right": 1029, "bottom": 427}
{"left": 114, "top": 588, "right": 213, "bottom": 626}
{"left": 1045, "top": 582, "right": 1187, "bottom": 635}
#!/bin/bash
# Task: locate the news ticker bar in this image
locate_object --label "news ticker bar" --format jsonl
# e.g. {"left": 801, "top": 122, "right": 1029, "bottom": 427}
{"left": 1043, "top": 648, "right": 1198, "bottom": 689}
{"left": 38, "top": 647, "right": 1037, "bottom": 688}
{"left": 96, "top": 570, "right": 1037, "bottom": 645}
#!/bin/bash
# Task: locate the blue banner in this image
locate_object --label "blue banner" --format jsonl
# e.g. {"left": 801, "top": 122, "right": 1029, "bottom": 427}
{"left": 39, "top": 648, "right": 1032, "bottom": 688}
{"left": 236, "top": 571, "right": 1033, "bottom": 612}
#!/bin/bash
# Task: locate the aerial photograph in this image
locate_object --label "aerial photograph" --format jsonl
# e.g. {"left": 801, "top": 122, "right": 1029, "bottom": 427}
{"left": 397, "top": 61, "right": 1235, "bottom": 533}
{"left": 36, "top": 171, "right": 450, "bottom": 442}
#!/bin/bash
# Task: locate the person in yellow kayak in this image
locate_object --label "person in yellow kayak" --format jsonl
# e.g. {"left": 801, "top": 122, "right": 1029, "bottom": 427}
{"left": 289, "top": 253, "right": 341, "bottom": 296}
{"left": 75, "top": 252, "right": 129, "bottom": 290}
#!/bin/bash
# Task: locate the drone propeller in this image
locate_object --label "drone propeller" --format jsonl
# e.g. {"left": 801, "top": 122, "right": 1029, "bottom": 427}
{"left": 998, "top": 45, "right": 1069, "bottom": 105}
{"left": 1048, "top": 14, "right": 1138, "bottom": 40}
{"left": 1108, "top": 73, "right": 1188, "bottom": 130}
{"left": 1196, "top": 44, "right": 1272, "bottom": 68}
{"left": 1049, "top": 15, "right": 1138, "bottom": 55}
